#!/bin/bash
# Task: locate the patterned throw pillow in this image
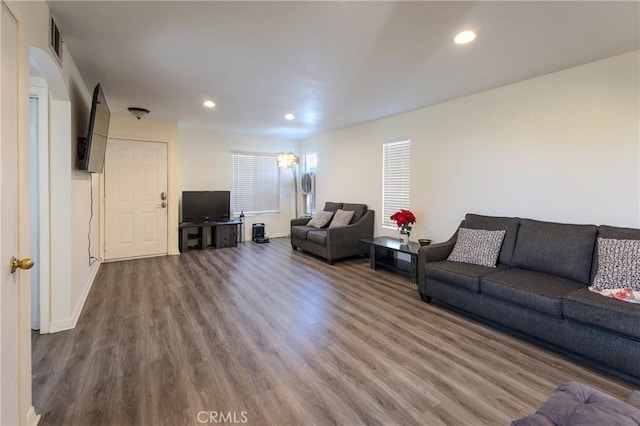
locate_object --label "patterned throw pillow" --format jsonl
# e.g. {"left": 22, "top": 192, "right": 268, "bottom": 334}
{"left": 592, "top": 238, "right": 640, "bottom": 291}
{"left": 447, "top": 228, "right": 507, "bottom": 268}
{"left": 328, "top": 209, "right": 355, "bottom": 229}
{"left": 306, "top": 210, "right": 334, "bottom": 228}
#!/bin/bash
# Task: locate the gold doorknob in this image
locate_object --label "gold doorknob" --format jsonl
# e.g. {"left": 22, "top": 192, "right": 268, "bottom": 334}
{"left": 10, "top": 257, "right": 34, "bottom": 274}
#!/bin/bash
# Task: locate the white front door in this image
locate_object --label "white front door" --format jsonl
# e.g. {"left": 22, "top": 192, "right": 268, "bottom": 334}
{"left": 1, "top": 4, "right": 28, "bottom": 424}
{"left": 105, "top": 139, "right": 168, "bottom": 260}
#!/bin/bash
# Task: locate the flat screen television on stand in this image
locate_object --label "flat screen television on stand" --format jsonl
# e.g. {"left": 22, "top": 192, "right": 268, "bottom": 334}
{"left": 77, "top": 83, "right": 111, "bottom": 173}
{"left": 182, "top": 191, "right": 231, "bottom": 223}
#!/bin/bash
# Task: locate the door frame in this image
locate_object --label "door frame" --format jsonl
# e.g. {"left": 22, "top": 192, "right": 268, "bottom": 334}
{"left": 100, "top": 138, "right": 171, "bottom": 261}
{"left": 29, "top": 82, "right": 51, "bottom": 334}
{"left": 2, "top": 2, "right": 39, "bottom": 424}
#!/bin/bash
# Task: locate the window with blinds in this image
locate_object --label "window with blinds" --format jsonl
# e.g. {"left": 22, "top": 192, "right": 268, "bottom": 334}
{"left": 382, "top": 139, "right": 411, "bottom": 228}
{"left": 231, "top": 152, "right": 280, "bottom": 215}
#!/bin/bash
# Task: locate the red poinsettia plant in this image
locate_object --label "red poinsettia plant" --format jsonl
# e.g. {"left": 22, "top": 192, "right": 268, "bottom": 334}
{"left": 390, "top": 209, "right": 416, "bottom": 235}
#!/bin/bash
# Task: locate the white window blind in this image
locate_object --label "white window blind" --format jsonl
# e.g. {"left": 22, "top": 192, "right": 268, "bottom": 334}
{"left": 305, "top": 153, "right": 317, "bottom": 173}
{"left": 382, "top": 139, "right": 411, "bottom": 227}
{"left": 232, "top": 152, "right": 280, "bottom": 215}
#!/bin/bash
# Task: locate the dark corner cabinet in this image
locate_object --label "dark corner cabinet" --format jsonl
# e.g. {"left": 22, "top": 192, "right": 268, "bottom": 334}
{"left": 179, "top": 220, "right": 242, "bottom": 252}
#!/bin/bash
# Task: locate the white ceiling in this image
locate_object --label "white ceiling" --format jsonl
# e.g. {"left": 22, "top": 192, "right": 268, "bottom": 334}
{"left": 47, "top": 1, "right": 639, "bottom": 140}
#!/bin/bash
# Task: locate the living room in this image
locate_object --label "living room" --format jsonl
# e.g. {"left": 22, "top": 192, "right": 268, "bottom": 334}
{"left": 1, "top": 1, "right": 639, "bottom": 425}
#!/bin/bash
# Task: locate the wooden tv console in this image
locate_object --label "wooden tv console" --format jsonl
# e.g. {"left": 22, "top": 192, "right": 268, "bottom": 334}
{"left": 179, "top": 220, "right": 242, "bottom": 252}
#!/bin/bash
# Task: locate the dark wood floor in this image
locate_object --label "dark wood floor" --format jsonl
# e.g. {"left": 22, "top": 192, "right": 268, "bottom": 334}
{"left": 32, "top": 238, "right": 634, "bottom": 425}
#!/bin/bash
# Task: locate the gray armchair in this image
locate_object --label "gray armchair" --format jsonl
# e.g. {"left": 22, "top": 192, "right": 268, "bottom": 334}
{"left": 290, "top": 202, "right": 374, "bottom": 264}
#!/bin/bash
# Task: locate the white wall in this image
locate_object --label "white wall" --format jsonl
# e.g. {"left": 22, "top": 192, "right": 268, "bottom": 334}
{"left": 179, "top": 126, "right": 299, "bottom": 239}
{"left": 302, "top": 51, "right": 640, "bottom": 242}
{"left": 6, "top": 0, "right": 97, "bottom": 422}
{"left": 50, "top": 99, "right": 72, "bottom": 328}
{"left": 106, "top": 114, "right": 180, "bottom": 254}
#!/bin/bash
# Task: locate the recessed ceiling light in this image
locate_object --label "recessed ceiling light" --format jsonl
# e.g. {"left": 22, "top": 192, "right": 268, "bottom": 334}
{"left": 454, "top": 30, "right": 476, "bottom": 45}
{"left": 284, "top": 113, "right": 295, "bottom": 120}
{"left": 203, "top": 100, "right": 215, "bottom": 108}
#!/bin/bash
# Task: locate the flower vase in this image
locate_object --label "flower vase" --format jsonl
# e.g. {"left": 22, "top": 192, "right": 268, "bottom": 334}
{"left": 400, "top": 232, "right": 410, "bottom": 245}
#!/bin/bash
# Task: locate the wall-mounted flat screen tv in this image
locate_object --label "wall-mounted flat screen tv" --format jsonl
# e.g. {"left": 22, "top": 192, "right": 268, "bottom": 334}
{"left": 77, "top": 83, "right": 110, "bottom": 173}
{"left": 182, "top": 191, "right": 231, "bottom": 222}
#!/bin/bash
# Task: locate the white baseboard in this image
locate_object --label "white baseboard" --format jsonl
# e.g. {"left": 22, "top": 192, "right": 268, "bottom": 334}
{"left": 169, "top": 248, "right": 180, "bottom": 255}
{"left": 26, "top": 405, "right": 41, "bottom": 425}
{"left": 48, "top": 261, "right": 100, "bottom": 334}
{"left": 49, "top": 317, "right": 73, "bottom": 333}
{"left": 71, "top": 261, "right": 101, "bottom": 327}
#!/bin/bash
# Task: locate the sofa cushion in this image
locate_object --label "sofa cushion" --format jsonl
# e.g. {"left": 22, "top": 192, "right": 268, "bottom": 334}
{"left": 530, "top": 381, "right": 640, "bottom": 426}
{"left": 481, "top": 269, "right": 584, "bottom": 318}
{"left": 323, "top": 202, "right": 343, "bottom": 212}
{"left": 307, "top": 210, "right": 334, "bottom": 228}
{"left": 591, "top": 238, "right": 640, "bottom": 290}
{"left": 447, "top": 228, "right": 506, "bottom": 268}
{"left": 291, "top": 225, "right": 315, "bottom": 241}
{"left": 328, "top": 209, "right": 355, "bottom": 228}
{"left": 342, "top": 203, "right": 367, "bottom": 223}
{"left": 306, "top": 230, "right": 327, "bottom": 246}
{"left": 564, "top": 288, "right": 640, "bottom": 340}
{"left": 588, "top": 287, "right": 640, "bottom": 304}
{"left": 512, "top": 219, "right": 597, "bottom": 284}
{"left": 425, "top": 261, "right": 509, "bottom": 293}
{"left": 464, "top": 214, "right": 520, "bottom": 266}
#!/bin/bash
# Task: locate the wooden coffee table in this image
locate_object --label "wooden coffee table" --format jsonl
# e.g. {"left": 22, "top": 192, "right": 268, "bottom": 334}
{"left": 360, "top": 236, "right": 421, "bottom": 283}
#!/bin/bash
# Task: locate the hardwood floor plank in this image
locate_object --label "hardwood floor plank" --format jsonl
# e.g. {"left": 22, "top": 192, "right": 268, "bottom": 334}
{"left": 32, "top": 238, "right": 635, "bottom": 425}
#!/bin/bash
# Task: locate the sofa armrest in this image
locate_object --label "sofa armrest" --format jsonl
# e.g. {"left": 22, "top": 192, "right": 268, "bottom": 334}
{"left": 324, "top": 210, "right": 375, "bottom": 261}
{"left": 325, "top": 210, "right": 374, "bottom": 239}
{"left": 417, "top": 232, "right": 457, "bottom": 295}
{"left": 419, "top": 240, "right": 456, "bottom": 263}
{"left": 291, "top": 217, "right": 311, "bottom": 227}
{"left": 325, "top": 220, "right": 369, "bottom": 239}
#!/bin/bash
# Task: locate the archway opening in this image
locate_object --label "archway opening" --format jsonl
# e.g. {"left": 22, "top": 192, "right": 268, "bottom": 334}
{"left": 28, "top": 47, "right": 72, "bottom": 335}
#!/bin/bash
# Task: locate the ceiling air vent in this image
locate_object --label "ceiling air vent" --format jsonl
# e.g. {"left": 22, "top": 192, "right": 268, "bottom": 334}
{"left": 49, "top": 14, "right": 63, "bottom": 64}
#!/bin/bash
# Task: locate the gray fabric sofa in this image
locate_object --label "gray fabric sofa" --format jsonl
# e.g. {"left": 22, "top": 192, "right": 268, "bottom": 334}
{"left": 290, "top": 202, "right": 374, "bottom": 264}
{"left": 418, "top": 213, "right": 640, "bottom": 382}
{"left": 512, "top": 381, "right": 640, "bottom": 425}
